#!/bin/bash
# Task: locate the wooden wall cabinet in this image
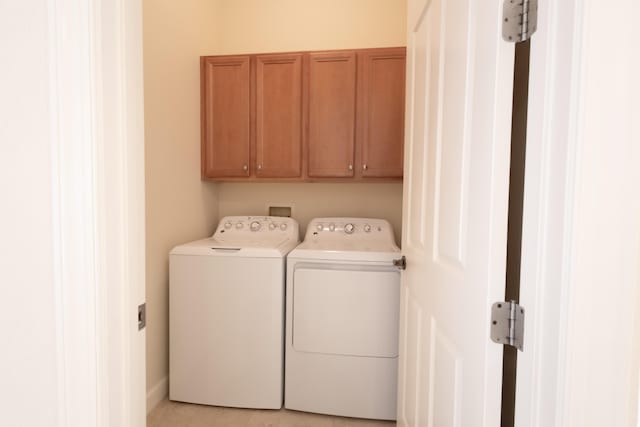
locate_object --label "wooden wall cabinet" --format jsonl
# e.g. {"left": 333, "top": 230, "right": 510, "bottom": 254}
{"left": 201, "top": 54, "right": 303, "bottom": 180}
{"left": 201, "top": 56, "right": 251, "bottom": 178}
{"left": 201, "top": 47, "right": 405, "bottom": 181}
{"left": 307, "top": 51, "right": 357, "bottom": 178}
{"left": 256, "top": 54, "right": 303, "bottom": 178}
{"left": 356, "top": 48, "right": 406, "bottom": 179}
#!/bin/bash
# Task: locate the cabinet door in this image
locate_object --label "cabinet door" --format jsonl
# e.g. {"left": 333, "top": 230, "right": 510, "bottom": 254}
{"left": 357, "top": 48, "right": 406, "bottom": 178}
{"left": 307, "top": 51, "right": 357, "bottom": 178}
{"left": 256, "top": 54, "right": 303, "bottom": 178}
{"left": 201, "top": 56, "right": 250, "bottom": 178}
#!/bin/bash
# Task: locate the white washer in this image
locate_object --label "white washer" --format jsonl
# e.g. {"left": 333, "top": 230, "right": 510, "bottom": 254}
{"left": 285, "top": 217, "right": 401, "bottom": 420}
{"left": 169, "top": 215, "right": 299, "bottom": 409}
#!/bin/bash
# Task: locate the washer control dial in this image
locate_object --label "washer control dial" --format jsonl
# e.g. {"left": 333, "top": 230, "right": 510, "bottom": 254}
{"left": 224, "top": 222, "right": 232, "bottom": 229}
{"left": 250, "top": 221, "right": 261, "bottom": 232}
{"left": 269, "top": 223, "right": 276, "bottom": 230}
{"left": 344, "top": 223, "right": 355, "bottom": 234}
{"left": 329, "top": 223, "right": 336, "bottom": 232}
{"left": 280, "top": 223, "right": 288, "bottom": 231}
{"left": 364, "top": 224, "right": 372, "bottom": 233}
{"left": 235, "top": 222, "right": 244, "bottom": 229}
{"left": 316, "top": 223, "right": 323, "bottom": 231}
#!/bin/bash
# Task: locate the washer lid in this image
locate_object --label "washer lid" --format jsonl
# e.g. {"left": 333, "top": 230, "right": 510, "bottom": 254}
{"left": 170, "top": 215, "right": 300, "bottom": 257}
{"left": 170, "top": 237, "right": 298, "bottom": 258}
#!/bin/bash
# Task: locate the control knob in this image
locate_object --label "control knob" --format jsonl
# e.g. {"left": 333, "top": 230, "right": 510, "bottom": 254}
{"left": 344, "top": 223, "right": 355, "bottom": 234}
{"left": 280, "top": 223, "right": 288, "bottom": 231}
{"left": 364, "top": 224, "right": 371, "bottom": 233}
{"left": 235, "top": 222, "right": 244, "bottom": 229}
{"left": 250, "top": 221, "right": 261, "bottom": 232}
{"left": 329, "top": 223, "right": 336, "bottom": 232}
{"left": 224, "top": 222, "right": 232, "bottom": 229}
{"left": 316, "top": 223, "right": 323, "bottom": 231}
{"left": 269, "top": 223, "right": 276, "bottom": 230}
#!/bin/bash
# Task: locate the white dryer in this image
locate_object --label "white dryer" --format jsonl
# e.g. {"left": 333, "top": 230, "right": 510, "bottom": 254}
{"left": 170, "top": 215, "right": 299, "bottom": 409}
{"left": 285, "top": 217, "right": 401, "bottom": 420}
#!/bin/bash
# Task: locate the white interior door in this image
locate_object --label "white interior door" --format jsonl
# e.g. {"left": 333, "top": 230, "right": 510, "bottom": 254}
{"left": 398, "top": 0, "right": 515, "bottom": 425}
{"left": 0, "top": 1, "right": 145, "bottom": 426}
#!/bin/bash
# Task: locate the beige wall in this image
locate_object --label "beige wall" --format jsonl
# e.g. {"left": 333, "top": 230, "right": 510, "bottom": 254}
{"left": 219, "top": 183, "right": 403, "bottom": 244}
{"left": 214, "top": 0, "right": 407, "bottom": 54}
{"left": 214, "top": 0, "right": 407, "bottom": 242}
{"left": 143, "top": 0, "right": 407, "bottom": 406}
{"left": 143, "top": 0, "right": 220, "bottom": 402}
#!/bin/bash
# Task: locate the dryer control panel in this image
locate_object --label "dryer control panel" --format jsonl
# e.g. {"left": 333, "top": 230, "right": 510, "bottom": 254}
{"left": 214, "top": 216, "right": 299, "bottom": 241}
{"left": 304, "top": 218, "right": 398, "bottom": 249}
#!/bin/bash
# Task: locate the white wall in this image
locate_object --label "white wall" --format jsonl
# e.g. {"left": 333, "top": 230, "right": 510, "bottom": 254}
{"left": 558, "top": 0, "right": 640, "bottom": 423}
{"left": 0, "top": 2, "right": 60, "bottom": 424}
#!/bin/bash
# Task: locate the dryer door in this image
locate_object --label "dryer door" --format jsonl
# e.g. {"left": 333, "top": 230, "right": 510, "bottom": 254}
{"left": 292, "top": 264, "right": 400, "bottom": 357}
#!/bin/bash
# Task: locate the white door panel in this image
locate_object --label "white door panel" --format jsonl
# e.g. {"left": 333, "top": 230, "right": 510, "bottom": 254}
{"left": 399, "top": 0, "right": 514, "bottom": 425}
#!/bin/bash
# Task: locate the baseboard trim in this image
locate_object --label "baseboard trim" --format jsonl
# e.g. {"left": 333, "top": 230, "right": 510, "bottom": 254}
{"left": 146, "top": 376, "right": 168, "bottom": 414}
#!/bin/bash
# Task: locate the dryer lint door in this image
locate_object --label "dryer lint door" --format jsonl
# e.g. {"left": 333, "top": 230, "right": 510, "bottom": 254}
{"left": 292, "top": 264, "right": 400, "bottom": 357}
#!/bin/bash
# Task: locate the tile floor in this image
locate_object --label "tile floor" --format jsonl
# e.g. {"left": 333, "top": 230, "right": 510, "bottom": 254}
{"left": 147, "top": 399, "right": 396, "bottom": 427}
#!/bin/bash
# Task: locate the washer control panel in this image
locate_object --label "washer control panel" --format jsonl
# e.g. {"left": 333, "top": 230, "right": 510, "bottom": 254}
{"left": 214, "top": 216, "right": 299, "bottom": 240}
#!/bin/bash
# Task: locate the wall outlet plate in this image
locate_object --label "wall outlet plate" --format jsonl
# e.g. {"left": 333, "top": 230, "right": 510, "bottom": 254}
{"left": 267, "top": 204, "right": 293, "bottom": 217}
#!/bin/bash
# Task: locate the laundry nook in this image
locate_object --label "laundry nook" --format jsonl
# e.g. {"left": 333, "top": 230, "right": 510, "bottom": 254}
{"left": 3, "top": 0, "right": 637, "bottom": 426}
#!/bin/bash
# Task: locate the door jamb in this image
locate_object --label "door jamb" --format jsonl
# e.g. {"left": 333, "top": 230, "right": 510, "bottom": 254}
{"left": 516, "top": 0, "right": 640, "bottom": 425}
{"left": 49, "top": 0, "right": 146, "bottom": 425}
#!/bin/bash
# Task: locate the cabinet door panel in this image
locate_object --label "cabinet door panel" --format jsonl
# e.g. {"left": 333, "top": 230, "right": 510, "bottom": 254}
{"left": 358, "top": 49, "right": 406, "bottom": 178}
{"left": 256, "top": 54, "right": 302, "bottom": 178}
{"left": 201, "top": 56, "right": 250, "bottom": 178}
{"left": 308, "top": 52, "right": 357, "bottom": 178}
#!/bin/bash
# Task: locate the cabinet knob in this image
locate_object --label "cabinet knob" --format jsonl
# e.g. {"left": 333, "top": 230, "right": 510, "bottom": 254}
{"left": 348, "top": 164, "right": 353, "bottom": 171}
{"left": 242, "top": 164, "right": 248, "bottom": 171}
{"left": 257, "top": 164, "right": 262, "bottom": 170}
{"left": 363, "top": 164, "right": 368, "bottom": 171}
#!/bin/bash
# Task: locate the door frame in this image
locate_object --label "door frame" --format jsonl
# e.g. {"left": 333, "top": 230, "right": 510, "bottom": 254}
{"left": 516, "top": 0, "right": 640, "bottom": 425}
{"left": 50, "top": 0, "right": 145, "bottom": 425}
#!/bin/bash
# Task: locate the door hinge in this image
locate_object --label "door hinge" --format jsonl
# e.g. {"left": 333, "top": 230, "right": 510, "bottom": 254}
{"left": 490, "top": 300, "right": 524, "bottom": 351}
{"left": 138, "top": 303, "right": 146, "bottom": 331}
{"left": 502, "top": 0, "right": 538, "bottom": 42}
